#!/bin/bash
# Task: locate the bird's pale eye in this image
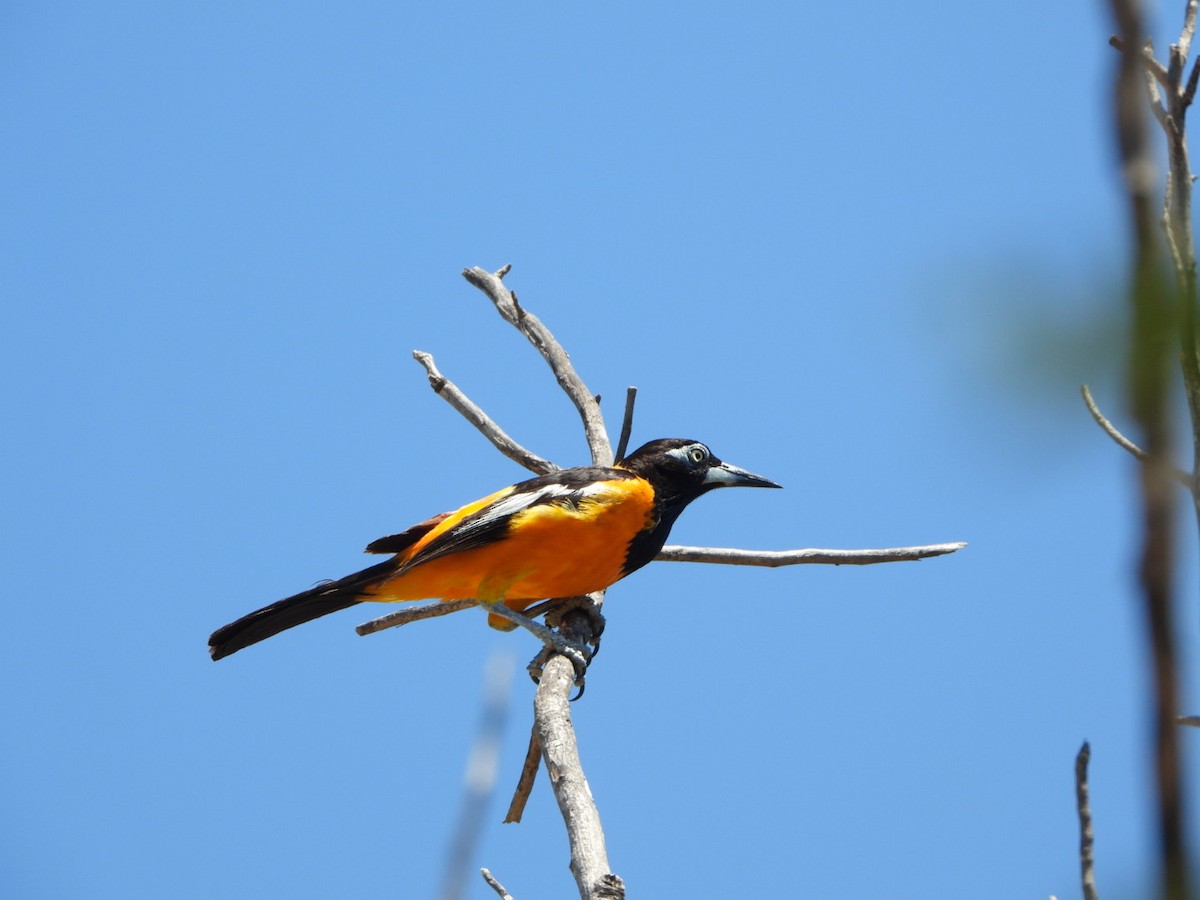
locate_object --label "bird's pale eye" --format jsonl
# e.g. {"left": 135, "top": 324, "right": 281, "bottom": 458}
{"left": 688, "top": 446, "right": 707, "bottom": 464}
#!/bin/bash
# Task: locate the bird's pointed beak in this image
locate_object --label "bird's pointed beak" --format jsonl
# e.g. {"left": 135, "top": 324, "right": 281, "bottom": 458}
{"left": 703, "top": 459, "right": 782, "bottom": 490}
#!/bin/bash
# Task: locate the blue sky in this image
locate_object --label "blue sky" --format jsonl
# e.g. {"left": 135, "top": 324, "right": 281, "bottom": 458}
{"left": 3, "top": 2, "right": 1196, "bottom": 897}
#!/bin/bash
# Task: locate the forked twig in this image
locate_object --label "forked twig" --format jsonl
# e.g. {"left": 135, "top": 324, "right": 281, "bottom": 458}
{"left": 462, "top": 266, "right": 613, "bottom": 467}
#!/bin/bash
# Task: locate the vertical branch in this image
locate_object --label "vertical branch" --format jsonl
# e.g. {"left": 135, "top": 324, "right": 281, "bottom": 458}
{"left": 614, "top": 387, "right": 638, "bottom": 462}
{"left": 1109, "top": 1, "right": 1192, "bottom": 896}
{"left": 1161, "top": 2, "right": 1200, "bottom": 516}
{"left": 1076, "top": 742, "right": 1100, "bottom": 900}
{"left": 533, "top": 609, "right": 625, "bottom": 900}
{"left": 459, "top": 267, "right": 621, "bottom": 897}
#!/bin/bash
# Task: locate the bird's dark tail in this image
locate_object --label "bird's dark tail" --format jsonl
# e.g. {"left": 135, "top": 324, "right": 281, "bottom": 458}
{"left": 208, "top": 559, "right": 397, "bottom": 661}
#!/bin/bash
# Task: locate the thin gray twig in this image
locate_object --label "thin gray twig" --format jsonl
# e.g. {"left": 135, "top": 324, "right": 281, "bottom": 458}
{"left": 413, "top": 350, "right": 558, "bottom": 475}
{"left": 355, "top": 598, "right": 478, "bottom": 636}
{"left": 1081, "top": 385, "right": 1192, "bottom": 486}
{"left": 655, "top": 542, "right": 966, "bottom": 567}
{"left": 614, "top": 387, "right": 637, "bottom": 462}
{"left": 481, "top": 868, "right": 515, "bottom": 900}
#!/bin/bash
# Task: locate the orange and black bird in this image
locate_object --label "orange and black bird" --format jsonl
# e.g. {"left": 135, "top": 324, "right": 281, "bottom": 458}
{"left": 208, "top": 438, "right": 780, "bottom": 660}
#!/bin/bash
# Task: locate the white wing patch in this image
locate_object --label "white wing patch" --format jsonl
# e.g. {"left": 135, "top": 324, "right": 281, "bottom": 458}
{"left": 465, "top": 482, "right": 579, "bottom": 533}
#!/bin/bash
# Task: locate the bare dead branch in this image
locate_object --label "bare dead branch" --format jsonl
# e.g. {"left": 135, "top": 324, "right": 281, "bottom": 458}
{"left": 614, "top": 387, "right": 637, "bottom": 462}
{"left": 355, "top": 598, "right": 478, "bottom": 636}
{"left": 534, "top": 608, "right": 624, "bottom": 900}
{"left": 655, "top": 541, "right": 965, "bottom": 567}
{"left": 480, "top": 868, "right": 515, "bottom": 900}
{"left": 1075, "top": 742, "right": 1099, "bottom": 900}
{"left": 413, "top": 350, "right": 558, "bottom": 475}
{"left": 1177, "top": 715, "right": 1200, "bottom": 727}
{"left": 462, "top": 265, "right": 613, "bottom": 466}
{"left": 353, "top": 545, "right": 966, "bottom": 637}
{"left": 504, "top": 727, "right": 543, "bottom": 824}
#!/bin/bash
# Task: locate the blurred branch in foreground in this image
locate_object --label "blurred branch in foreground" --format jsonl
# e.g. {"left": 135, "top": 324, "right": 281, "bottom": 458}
{"left": 439, "top": 652, "right": 515, "bottom": 900}
{"left": 1105, "top": 0, "right": 1194, "bottom": 896}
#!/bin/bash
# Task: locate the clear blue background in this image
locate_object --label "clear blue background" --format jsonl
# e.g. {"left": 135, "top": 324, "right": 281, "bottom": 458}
{"left": 2, "top": 2, "right": 1196, "bottom": 898}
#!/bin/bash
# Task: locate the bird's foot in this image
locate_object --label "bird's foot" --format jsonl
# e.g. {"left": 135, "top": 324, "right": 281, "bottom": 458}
{"left": 478, "top": 600, "right": 593, "bottom": 690}
{"left": 526, "top": 596, "right": 605, "bottom": 699}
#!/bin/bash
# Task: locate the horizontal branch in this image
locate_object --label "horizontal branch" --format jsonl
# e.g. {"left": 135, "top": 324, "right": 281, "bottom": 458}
{"left": 655, "top": 542, "right": 966, "bottom": 567}
{"left": 354, "top": 544, "right": 965, "bottom": 636}
{"left": 352, "top": 545, "right": 965, "bottom": 638}
{"left": 355, "top": 598, "right": 477, "bottom": 636}
{"left": 413, "top": 350, "right": 558, "bottom": 475}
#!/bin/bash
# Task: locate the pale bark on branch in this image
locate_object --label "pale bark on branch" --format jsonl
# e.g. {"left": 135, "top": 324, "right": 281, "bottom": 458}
{"left": 533, "top": 612, "right": 625, "bottom": 900}
{"left": 656, "top": 542, "right": 965, "bottom": 567}
{"left": 459, "top": 265, "right": 621, "bottom": 900}
{"left": 480, "top": 868, "right": 514, "bottom": 900}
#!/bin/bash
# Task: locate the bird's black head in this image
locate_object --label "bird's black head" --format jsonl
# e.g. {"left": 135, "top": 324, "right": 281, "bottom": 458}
{"left": 617, "top": 438, "right": 781, "bottom": 501}
{"left": 614, "top": 438, "right": 780, "bottom": 576}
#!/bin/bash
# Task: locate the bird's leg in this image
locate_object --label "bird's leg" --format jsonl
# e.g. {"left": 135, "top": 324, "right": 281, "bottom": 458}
{"left": 526, "top": 596, "right": 606, "bottom": 698}
{"left": 477, "top": 601, "right": 592, "bottom": 680}
{"left": 543, "top": 595, "right": 606, "bottom": 662}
